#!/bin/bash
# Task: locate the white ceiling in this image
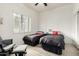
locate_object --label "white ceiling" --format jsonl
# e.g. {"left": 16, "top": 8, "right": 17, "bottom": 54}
{"left": 24, "top": 3, "right": 73, "bottom": 12}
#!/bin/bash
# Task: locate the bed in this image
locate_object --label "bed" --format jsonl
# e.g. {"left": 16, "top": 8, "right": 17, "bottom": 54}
{"left": 40, "top": 34, "right": 65, "bottom": 55}
{"left": 23, "top": 31, "right": 45, "bottom": 46}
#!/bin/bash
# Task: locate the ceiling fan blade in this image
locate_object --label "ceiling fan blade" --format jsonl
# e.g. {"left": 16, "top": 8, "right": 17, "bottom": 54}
{"left": 44, "top": 3, "right": 47, "bottom": 6}
{"left": 35, "top": 3, "right": 38, "bottom": 6}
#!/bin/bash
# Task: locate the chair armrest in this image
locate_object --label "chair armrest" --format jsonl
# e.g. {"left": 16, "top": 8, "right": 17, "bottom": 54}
{"left": 3, "top": 44, "right": 15, "bottom": 51}
{"left": 2, "top": 39, "right": 13, "bottom": 45}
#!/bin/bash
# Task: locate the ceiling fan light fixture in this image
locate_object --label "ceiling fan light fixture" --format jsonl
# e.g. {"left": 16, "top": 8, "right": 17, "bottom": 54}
{"left": 44, "top": 3, "right": 47, "bottom": 6}
{"left": 35, "top": 3, "right": 47, "bottom": 6}
{"left": 35, "top": 3, "right": 38, "bottom": 6}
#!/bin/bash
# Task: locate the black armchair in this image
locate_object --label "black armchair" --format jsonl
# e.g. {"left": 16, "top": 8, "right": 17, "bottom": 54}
{"left": 0, "top": 36, "right": 15, "bottom": 56}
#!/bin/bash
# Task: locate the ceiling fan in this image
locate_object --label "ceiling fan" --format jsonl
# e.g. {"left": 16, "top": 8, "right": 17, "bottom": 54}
{"left": 35, "top": 3, "right": 47, "bottom": 6}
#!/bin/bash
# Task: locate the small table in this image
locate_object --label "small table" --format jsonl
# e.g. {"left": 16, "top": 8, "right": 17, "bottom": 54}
{"left": 13, "top": 45, "right": 27, "bottom": 56}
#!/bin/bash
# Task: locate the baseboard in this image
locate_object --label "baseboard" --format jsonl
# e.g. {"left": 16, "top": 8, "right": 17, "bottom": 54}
{"left": 72, "top": 40, "right": 79, "bottom": 50}
{"left": 76, "top": 44, "right": 79, "bottom": 50}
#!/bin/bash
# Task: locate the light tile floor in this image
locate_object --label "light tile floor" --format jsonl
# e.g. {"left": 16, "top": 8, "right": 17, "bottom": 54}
{"left": 11, "top": 44, "right": 79, "bottom": 56}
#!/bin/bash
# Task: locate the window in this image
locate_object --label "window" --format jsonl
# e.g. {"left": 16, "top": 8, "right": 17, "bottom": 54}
{"left": 13, "top": 13, "right": 31, "bottom": 33}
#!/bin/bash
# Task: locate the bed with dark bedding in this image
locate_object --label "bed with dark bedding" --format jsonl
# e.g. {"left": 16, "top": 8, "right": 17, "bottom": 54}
{"left": 40, "top": 34, "right": 65, "bottom": 55}
{"left": 23, "top": 31, "right": 45, "bottom": 46}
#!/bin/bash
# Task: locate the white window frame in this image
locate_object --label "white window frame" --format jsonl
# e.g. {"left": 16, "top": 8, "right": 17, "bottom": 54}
{"left": 13, "top": 13, "right": 31, "bottom": 33}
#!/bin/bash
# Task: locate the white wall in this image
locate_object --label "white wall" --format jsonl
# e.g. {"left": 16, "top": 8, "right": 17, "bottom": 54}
{"left": 0, "top": 3, "right": 38, "bottom": 45}
{"left": 0, "top": 3, "right": 78, "bottom": 46}
{"left": 77, "top": 13, "right": 79, "bottom": 45}
{"left": 73, "top": 4, "right": 79, "bottom": 46}
{"left": 39, "top": 5, "right": 76, "bottom": 44}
